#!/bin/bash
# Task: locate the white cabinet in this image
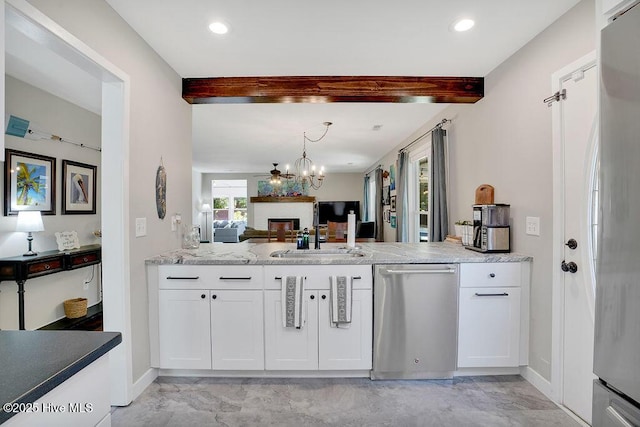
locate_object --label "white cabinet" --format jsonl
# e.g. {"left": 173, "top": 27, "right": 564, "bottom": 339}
{"left": 211, "top": 290, "right": 264, "bottom": 370}
{"left": 318, "top": 288, "right": 373, "bottom": 370}
{"left": 156, "top": 265, "right": 264, "bottom": 370}
{"left": 263, "top": 265, "right": 373, "bottom": 371}
{"left": 159, "top": 289, "right": 212, "bottom": 369}
{"left": 457, "top": 262, "right": 528, "bottom": 368}
{"left": 264, "top": 289, "right": 319, "bottom": 370}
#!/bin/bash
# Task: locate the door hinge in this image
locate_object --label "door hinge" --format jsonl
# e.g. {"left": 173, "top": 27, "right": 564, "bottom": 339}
{"left": 544, "top": 89, "right": 566, "bottom": 107}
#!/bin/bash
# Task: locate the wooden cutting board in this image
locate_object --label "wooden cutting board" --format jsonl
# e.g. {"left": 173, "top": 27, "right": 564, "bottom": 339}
{"left": 475, "top": 184, "right": 495, "bottom": 204}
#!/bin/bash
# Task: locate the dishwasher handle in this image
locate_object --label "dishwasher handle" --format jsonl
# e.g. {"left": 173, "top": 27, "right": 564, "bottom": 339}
{"left": 381, "top": 268, "right": 456, "bottom": 275}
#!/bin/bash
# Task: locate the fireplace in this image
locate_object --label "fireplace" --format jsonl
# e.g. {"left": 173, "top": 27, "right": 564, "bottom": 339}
{"left": 268, "top": 218, "right": 300, "bottom": 230}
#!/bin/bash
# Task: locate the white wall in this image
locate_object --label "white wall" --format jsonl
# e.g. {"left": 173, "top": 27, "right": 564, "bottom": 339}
{"left": 0, "top": 75, "right": 102, "bottom": 329}
{"left": 27, "top": 0, "right": 193, "bottom": 383}
{"left": 200, "top": 172, "right": 363, "bottom": 228}
{"left": 369, "top": 0, "right": 596, "bottom": 380}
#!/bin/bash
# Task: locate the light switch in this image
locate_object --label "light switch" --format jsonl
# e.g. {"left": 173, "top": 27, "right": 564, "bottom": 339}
{"left": 135, "top": 217, "right": 147, "bottom": 237}
{"left": 526, "top": 216, "right": 540, "bottom": 236}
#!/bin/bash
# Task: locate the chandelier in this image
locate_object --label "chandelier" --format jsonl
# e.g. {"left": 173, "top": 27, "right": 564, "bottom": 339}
{"left": 294, "top": 121, "right": 332, "bottom": 190}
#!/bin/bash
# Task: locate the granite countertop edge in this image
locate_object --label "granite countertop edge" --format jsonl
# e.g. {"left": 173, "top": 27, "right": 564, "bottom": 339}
{"left": 145, "top": 242, "right": 533, "bottom": 265}
{"left": 0, "top": 331, "right": 122, "bottom": 424}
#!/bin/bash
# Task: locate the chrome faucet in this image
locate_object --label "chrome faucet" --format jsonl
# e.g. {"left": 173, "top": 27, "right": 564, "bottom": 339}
{"left": 313, "top": 202, "right": 321, "bottom": 249}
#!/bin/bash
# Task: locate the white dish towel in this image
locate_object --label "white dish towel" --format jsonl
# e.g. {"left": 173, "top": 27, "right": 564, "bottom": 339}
{"left": 330, "top": 276, "right": 353, "bottom": 328}
{"left": 282, "top": 276, "right": 305, "bottom": 329}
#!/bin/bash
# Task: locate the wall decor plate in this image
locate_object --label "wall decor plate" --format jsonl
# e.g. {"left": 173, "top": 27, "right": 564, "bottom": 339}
{"left": 156, "top": 163, "right": 167, "bottom": 219}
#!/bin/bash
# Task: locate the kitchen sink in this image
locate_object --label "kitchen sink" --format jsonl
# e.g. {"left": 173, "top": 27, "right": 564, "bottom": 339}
{"left": 269, "top": 249, "right": 367, "bottom": 258}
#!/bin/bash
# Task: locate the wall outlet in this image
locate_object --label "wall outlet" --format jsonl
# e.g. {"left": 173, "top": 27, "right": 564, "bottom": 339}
{"left": 526, "top": 216, "right": 540, "bottom": 236}
{"left": 171, "top": 215, "right": 177, "bottom": 231}
{"left": 135, "top": 217, "right": 147, "bottom": 237}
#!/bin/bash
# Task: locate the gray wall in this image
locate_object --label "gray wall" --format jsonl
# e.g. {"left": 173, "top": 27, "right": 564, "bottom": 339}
{"left": 369, "top": 0, "right": 596, "bottom": 380}
{"left": 27, "top": 0, "right": 193, "bottom": 383}
{"left": 0, "top": 75, "right": 102, "bottom": 328}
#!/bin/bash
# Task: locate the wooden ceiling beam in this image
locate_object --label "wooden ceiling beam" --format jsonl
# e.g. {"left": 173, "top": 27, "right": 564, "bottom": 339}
{"left": 182, "top": 76, "right": 483, "bottom": 104}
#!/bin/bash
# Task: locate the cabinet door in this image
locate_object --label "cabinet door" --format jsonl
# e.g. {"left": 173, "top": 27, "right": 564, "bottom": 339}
{"left": 159, "top": 290, "right": 212, "bottom": 369}
{"left": 458, "top": 287, "right": 521, "bottom": 368}
{"left": 318, "top": 289, "right": 372, "bottom": 370}
{"left": 264, "top": 290, "right": 318, "bottom": 370}
{"left": 211, "top": 290, "right": 264, "bottom": 370}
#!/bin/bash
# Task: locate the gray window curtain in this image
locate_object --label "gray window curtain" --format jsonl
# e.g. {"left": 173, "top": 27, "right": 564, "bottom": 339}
{"left": 396, "top": 151, "right": 410, "bottom": 242}
{"left": 363, "top": 175, "right": 370, "bottom": 222}
{"left": 429, "top": 127, "right": 448, "bottom": 241}
{"left": 375, "top": 168, "right": 384, "bottom": 241}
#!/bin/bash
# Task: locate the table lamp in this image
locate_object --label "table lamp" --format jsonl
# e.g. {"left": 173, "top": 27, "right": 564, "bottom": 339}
{"left": 201, "top": 203, "right": 212, "bottom": 243}
{"left": 16, "top": 211, "right": 45, "bottom": 256}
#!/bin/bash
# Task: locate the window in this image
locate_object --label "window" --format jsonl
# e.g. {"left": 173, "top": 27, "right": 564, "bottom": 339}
{"left": 211, "top": 180, "right": 247, "bottom": 222}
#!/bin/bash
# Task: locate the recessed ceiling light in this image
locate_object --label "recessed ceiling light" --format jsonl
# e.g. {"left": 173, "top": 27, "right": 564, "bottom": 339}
{"left": 209, "top": 21, "right": 229, "bottom": 35}
{"left": 453, "top": 18, "right": 475, "bottom": 32}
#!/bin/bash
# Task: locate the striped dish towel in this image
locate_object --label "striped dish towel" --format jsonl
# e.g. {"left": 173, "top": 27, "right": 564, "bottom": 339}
{"left": 330, "top": 276, "right": 352, "bottom": 328}
{"left": 282, "top": 276, "right": 305, "bottom": 329}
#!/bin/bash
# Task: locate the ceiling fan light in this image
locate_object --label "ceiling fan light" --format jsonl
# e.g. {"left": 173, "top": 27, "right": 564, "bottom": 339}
{"left": 453, "top": 18, "right": 475, "bottom": 32}
{"left": 209, "top": 21, "right": 229, "bottom": 35}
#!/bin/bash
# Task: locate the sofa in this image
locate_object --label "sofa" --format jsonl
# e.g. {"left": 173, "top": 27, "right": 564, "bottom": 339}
{"left": 212, "top": 220, "right": 246, "bottom": 243}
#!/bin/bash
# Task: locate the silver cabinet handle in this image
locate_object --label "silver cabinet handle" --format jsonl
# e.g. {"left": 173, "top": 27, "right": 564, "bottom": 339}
{"left": 166, "top": 276, "right": 199, "bottom": 280}
{"left": 382, "top": 269, "right": 456, "bottom": 274}
{"left": 474, "top": 292, "right": 509, "bottom": 297}
{"left": 219, "top": 276, "right": 252, "bottom": 280}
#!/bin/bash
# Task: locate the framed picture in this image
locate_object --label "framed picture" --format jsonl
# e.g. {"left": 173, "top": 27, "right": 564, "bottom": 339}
{"left": 390, "top": 195, "right": 397, "bottom": 212}
{"left": 4, "top": 149, "right": 56, "bottom": 215}
{"left": 62, "top": 160, "right": 97, "bottom": 214}
{"left": 383, "top": 209, "right": 390, "bottom": 223}
{"left": 391, "top": 215, "right": 397, "bottom": 228}
{"left": 382, "top": 185, "right": 390, "bottom": 205}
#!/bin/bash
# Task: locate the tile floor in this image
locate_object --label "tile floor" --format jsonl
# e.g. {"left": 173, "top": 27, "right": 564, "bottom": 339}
{"left": 111, "top": 375, "right": 581, "bottom": 426}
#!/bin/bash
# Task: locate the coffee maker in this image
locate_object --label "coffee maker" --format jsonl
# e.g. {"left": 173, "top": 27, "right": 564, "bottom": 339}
{"left": 467, "top": 204, "right": 510, "bottom": 253}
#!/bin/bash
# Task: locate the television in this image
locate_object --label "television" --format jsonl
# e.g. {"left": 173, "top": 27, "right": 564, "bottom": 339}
{"left": 318, "top": 201, "right": 361, "bottom": 225}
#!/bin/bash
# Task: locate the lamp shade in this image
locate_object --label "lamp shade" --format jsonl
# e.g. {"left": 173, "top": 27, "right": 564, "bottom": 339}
{"left": 16, "top": 211, "right": 44, "bottom": 232}
{"left": 201, "top": 203, "right": 212, "bottom": 212}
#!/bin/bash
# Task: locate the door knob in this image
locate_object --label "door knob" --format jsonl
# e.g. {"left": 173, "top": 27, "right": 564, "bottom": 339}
{"left": 561, "top": 260, "right": 578, "bottom": 273}
{"left": 565, "top": 239, "right": 578, "bottom": 250}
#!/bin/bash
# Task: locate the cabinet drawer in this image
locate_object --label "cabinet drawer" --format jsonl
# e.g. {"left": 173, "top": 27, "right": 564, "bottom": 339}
{"left": 26, "top": 258, "right": 64, "bottom": 278}
{"left": 264, "top": 265, "right": 372, "bottom": 290}
{"left": 68, "top": 251, "right": 100, "bottom": 269}
{"left": 159, "top": 265, "right": 263, "bottom": 289}
{"left": 459, "top": 263, "right": 521, "bottom": 288}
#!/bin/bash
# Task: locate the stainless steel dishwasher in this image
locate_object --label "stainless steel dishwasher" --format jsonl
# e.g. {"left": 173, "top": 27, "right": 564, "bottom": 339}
{"left": 372, "top": 264, "right": 458, "bottom": 380}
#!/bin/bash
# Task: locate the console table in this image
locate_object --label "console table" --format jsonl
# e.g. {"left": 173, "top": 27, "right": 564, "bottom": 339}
{"left": 0, "top": 244, "right": 101, "bottom": 330}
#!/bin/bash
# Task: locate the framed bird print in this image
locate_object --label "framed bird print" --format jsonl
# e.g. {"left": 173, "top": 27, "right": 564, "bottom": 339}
{"left": 4, "top": 149, "right": 56, "bottom": 215}
{"left": 62, "top": 160, "right": 97, "bottom": 214}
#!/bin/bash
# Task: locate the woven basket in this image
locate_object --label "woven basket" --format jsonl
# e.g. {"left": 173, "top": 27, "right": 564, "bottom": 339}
{"left": 64, "top": 298, "right": 88, "bottom": 319}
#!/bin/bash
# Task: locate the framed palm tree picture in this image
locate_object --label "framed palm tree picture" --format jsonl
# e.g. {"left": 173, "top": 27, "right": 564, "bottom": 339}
{"left": 4, "top": 149, "right": 56, "bottom": 216}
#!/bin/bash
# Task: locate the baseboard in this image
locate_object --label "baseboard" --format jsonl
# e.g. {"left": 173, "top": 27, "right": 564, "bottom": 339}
{"left": 520, "top": 366, "right": 554, "bottom": 401}
{"left": 132, "top": 368, "right": 158, "bottom": 401}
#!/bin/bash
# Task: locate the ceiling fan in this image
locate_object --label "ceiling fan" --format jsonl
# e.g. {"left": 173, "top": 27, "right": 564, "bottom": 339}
{"left": 254, "top": 163, "right": 295, "bottom": 184}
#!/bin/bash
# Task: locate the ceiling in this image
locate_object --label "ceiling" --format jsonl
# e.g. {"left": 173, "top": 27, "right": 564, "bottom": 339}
{"left": 5, "top": 1, "right": 581, "bottom": 174}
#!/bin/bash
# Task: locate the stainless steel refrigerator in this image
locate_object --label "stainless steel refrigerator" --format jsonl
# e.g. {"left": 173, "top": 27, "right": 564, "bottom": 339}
{"left": 593, "top": 2, "right": 640, "bottom": 425}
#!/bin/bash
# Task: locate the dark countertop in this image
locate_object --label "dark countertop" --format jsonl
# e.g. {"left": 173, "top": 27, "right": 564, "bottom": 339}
{"left": 0, "top": 330, "right": 122, "bottom": 424}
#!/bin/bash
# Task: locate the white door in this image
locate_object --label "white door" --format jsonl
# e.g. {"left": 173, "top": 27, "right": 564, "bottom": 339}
{"left": 264, "top": 290, "right": 318, "bottom": 370}
{"left": 159, "top": 289, "right": 212, "bottom": 369}
{"left": 552, "top": 53, "right": 598, "bottom": 423}
{"left": 318, "top": 289, "right": 372, "bottom": 370}
{"left": 211, "top": 290, "right": 264, "bottom": 370}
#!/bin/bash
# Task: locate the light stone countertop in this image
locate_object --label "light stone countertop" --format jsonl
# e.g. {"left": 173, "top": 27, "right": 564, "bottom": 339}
{"left": 145, "top": 241, "right": 532, "bottom": 265}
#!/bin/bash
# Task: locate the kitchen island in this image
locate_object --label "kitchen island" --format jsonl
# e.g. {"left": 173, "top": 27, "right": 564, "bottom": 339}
{"left": 147, "top": 241, "right": 531, "bottom": 378}
{"left": 0, "top": 330, "right": 121, "bottom": 426}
